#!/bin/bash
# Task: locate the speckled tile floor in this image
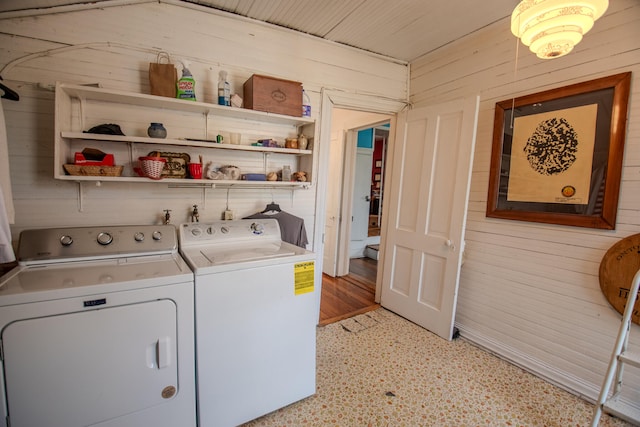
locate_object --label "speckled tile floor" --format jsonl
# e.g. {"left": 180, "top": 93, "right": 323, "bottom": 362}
{"left": 243, "top": 308, "right": 632, "bottom": 427}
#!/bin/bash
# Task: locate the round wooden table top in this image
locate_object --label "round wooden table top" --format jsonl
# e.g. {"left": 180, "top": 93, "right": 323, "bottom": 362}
{"left": 599, "top": 233, "right": 640, "bottom": 325}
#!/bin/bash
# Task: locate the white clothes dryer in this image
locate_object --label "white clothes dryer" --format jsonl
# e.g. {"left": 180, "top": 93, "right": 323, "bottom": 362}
{"left": 179, "top": 219, "right": 318, "bottom": 427}
{"left": 0, "top": 225, "right": 196, "bottom": 427}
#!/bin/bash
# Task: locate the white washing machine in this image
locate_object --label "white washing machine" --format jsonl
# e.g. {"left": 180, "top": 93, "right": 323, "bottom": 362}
{"left": 179, "top": 219, "right": 318, "bottom": 427}
{"left": 0, "top": 225, "right": 196, "bottom": 427}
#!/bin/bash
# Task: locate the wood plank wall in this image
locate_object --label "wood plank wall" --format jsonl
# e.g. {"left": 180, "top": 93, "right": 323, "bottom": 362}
{"left": 3, "top": 0, "right": 638, "bottom": 411}
{"left": 409, "top": 0, "right": 640, "bottom": 405}
{"left": 0, "top": 0, "right": 408, "bottom": 251}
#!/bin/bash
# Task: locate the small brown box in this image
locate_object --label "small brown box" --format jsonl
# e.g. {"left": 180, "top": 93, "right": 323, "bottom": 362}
{"left": 243, "top": 74, "right": 302, "bottom": 117}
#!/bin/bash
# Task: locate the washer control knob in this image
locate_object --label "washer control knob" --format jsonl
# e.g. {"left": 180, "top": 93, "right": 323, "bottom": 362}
{"left": 97, "top": 232, "right": 113, "bottom": 246}
{"left": 134, "top": 232, "right": 145, "bottom": 242}
{"left": 152, "top": 230, "right": 163, "bottom": 241}
{"left": 220, "top": 226, "right": 229, "bottom": 234}
{"left": 191, "top": 228, "right": 202, "bottom": 237}
{"left": 250, "top": 222, "right": 264, "bottom": 235}
{"left": 60, "top": 235, "right": 73, "bottom": 246}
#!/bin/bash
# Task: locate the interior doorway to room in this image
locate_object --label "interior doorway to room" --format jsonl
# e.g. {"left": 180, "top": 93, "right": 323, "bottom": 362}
{"left": 322, "top": 109, "right": 392, "bottom": 279}
{"left": 315, "top": 90, "right": 406, "bottom": 323}
{"left": 352, "top": 126, "right": 389, "bottom": 254}
{"left": 320, "top": 108, "right": 392, "bottom": 325}
{"left": 341, "top": 123, "right": 390, "bottom": 275}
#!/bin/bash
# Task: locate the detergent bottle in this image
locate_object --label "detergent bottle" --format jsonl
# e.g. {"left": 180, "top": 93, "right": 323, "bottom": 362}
{"left": 176, "top": 61, "right": 196, "bottom": 101}
{"left": 218, "top": 70, "right": 230, "bottom": 106}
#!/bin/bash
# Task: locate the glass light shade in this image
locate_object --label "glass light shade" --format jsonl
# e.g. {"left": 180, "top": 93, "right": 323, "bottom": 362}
{"left": 511, "top": 0, "right": 609, "bottom": 59}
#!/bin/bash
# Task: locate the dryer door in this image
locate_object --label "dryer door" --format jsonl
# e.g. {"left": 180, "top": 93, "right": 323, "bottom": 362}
{"left": 2, "top": 299, "right": 178, "bottom": 427}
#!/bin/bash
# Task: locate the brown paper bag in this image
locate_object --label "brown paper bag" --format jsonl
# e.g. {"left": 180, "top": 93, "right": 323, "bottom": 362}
{"left": 149, "top": 52, "right": 176, "bottom": 98}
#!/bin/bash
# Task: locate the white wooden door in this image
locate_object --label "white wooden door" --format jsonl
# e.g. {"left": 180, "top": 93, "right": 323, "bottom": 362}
{"left": 350, "top": 148, "right": 373, "bottom": 244}
{"left": 380, "top": 96, "right": 479, "bottom": 340}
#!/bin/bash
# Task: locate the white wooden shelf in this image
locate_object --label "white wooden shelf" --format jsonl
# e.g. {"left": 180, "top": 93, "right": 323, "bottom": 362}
{"left": 57, "top": 175, "right": 311, "bottom": 189}
{"left": 59, "top": 84, "right": 314, "bottom": 127}
{"left": 61, "top": 132, "right": 312, "bottom": 155}
{"left": 55, "top": 83, "right": 316, "bottom": 188}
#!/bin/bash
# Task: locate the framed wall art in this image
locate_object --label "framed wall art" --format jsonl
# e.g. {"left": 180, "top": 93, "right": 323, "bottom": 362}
{"left": 486, "top": 72, "right": 631, "bottom": 229}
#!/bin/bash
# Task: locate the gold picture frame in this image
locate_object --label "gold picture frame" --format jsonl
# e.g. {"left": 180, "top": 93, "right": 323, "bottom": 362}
{"left": 486, "top": 72, "right": 631, "bottom": 229}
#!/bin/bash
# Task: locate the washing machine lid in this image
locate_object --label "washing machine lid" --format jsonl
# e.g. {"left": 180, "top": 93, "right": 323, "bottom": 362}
{"left": 181, "top": 240, "right": 313, "bottom": 274}
{"left": 202, "top": 241, "right": 296, "bottom": 265}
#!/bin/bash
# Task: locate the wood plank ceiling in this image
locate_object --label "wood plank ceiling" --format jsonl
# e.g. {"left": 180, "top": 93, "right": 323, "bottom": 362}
{"left": 0, "top": 0, "right": 517, "bottom": 62}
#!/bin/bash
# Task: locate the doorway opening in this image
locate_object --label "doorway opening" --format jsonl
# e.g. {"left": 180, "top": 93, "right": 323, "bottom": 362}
{"left": 362, "top": 126, "right": 389, "bottom": 258}
{"left": 341, "top": 122, "right": 391, "bottom": 273}
{"left": 319, "top": 108, "right": 392, "bottom": 325}
{"left": 322, "top": 109, "right": 392, "bottom": 277}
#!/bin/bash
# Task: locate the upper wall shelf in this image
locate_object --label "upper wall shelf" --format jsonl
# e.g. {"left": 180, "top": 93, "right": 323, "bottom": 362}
{"left": 59, "top": 84, "right": 314, "bottom": 127}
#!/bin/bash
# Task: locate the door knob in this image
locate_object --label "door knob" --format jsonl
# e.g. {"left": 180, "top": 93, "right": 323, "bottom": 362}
{"left": 365, "top": 195, "right": 371, "bottom": 201}
{"left": 445, "top": 239, "right": 456, "bottom": 252}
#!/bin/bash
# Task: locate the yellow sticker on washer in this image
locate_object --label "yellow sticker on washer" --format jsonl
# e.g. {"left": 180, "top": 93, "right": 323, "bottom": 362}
{"left": 294, "top": 261, "right": 315, "bottom": 295}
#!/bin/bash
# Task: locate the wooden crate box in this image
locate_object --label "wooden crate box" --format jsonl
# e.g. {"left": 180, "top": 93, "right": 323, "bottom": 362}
{"left": 243, "top": 74, "right": 302, "bottom": 117}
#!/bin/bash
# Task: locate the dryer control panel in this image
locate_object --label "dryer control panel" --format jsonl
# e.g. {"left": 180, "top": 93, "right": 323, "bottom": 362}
{"left": 17, "top": 225, "right": 178, "bottom": 265}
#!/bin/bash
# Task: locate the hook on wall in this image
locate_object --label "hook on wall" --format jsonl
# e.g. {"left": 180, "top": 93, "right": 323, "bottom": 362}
{"left": 0, "top": 77, "right": 19, "bottom": 101}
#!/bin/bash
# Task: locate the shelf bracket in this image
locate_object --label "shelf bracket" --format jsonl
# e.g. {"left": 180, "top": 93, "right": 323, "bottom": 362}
{"left": 76, "top": 181, "right": 84, "bottom": 212}
{"left": 128, "top": 142, "right": 134, "bottom": 173}
{"left": 263, "top": 152, "right": 270, "bottom": 175}
{"left": 78, "top": 96, "right": 86, "bottom": 132}
{"left": 74, "top": 181, "right": 106, "bottom": 212}
{"left": 204, "top": 110, "right": 210, "bottom": 138}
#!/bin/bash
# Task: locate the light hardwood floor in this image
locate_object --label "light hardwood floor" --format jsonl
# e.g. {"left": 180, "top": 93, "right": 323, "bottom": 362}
{"left": 319, "top": 257, "right": 379, "bottom": 326}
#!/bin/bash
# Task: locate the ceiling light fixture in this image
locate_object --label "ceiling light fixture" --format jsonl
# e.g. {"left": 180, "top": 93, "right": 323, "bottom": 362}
{"left": 511, "top": 0, "right": 609, "bottom": 59}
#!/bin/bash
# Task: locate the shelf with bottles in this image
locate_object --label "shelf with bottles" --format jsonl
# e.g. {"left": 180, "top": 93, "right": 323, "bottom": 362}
{"left": 55, "top": 82, "right": 316, "bottom": 186}
{"left": 57, "top": 83, "right": 314, "bottom": 127}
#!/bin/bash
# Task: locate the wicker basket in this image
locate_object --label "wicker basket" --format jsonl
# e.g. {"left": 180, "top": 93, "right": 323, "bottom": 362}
{"left": 63, "top": 164, "right": 124, "bottom": 177}
{"left": 139, "top": 157, "right": 166, "bottom": 180}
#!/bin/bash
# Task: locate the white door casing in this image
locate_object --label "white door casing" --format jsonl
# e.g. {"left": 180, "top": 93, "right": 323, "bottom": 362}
{"left": 322, "top": 130, "right": 345, "bottom": 276}
{"left": 336, "top": 130, "right": 357, "bottom": 276}
{"left": 380, "top": 96, "right": 480, "bottom": 340}
{"left": 313, "top": 89, "right": 408, "bottom": 301}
